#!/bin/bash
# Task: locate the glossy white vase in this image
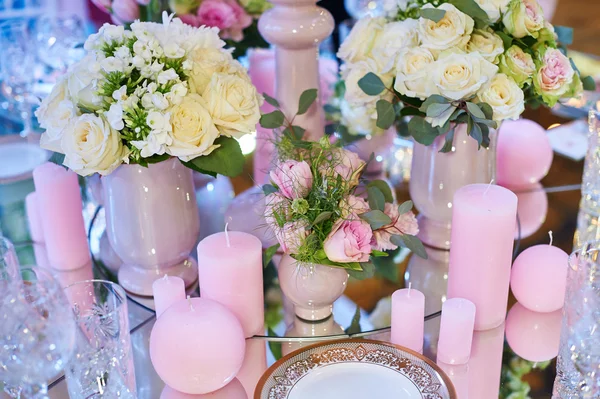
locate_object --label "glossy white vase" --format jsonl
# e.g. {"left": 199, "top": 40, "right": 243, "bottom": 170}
{"left": 103, "top": 157, "right": 200, "bottom": 296}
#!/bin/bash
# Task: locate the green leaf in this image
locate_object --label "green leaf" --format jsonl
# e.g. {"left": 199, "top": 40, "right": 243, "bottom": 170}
{"left": 262, "top": 184, "right": 278, "bottom": 195}
{"left": 263, "top": 244, "right": 280, "bottom": 268}
{"left": 397, "top": 200, "right": 413, "bottom": 215}
{"left": 400, "top": 107, "right": 424, "bottom": 117}
{"left": 267, "top": 328, "right": 283, "bottom": 360}
{"left": 145, "top": 153, "right": 170, "bottom": 164}
{"left": 283, "top": 125, "right": 306, "bottom": 140}
{"left": 315, "top": 249, "right": 327, "bottom": 261}
{"left": 466, "top": 102, "right": 486, "bottom": 119}
{"left": 260, "top": 110, "right": 285, "bottom": 129}
{"left": 359, "top": 210, "right": 392, "bottom": 230}
{"left": 418, "top": 95, "right": 449, "bottom": 113}
{"left": 334, "top": 80, "right": 346, "bottom": 98}
{"left": 426, "top": 103, "right": 453, "bottom": 118}
{"left": 583, "top": 76, "right": 597, "bottom": 91}
{"left": 358, "top": 72, "right": 387, "bottom": 96}
{"left": 348, "top": 262, "right": 375, "bottom": 280}
{"left": 420, "top": 8, "right": 446, "bottom": 22}
{"left": 297, "top": 88, "right": 318, "bottom": 115}
{"left": 496, "top": 31, "right": 513, "bottom": 48}
{"left": 323, "top": 104, "right": 340, "bottom": 115}
{"left": 263, "top": 93, "right": 280, "bottom": 108}
{"left": 371, "top": 250, "right": 389, "bottom": 257}
{"left": 470, "top": 121, "right": 483, "bottom": 145}
{"left": 449, "top": 0, "right": 489, "bottom": 24}
{"left": 554, "top": 26, "right": 574, "bottom": 45}
{"left": 402, "top": 234, "right": 428, "bottom": 259}
{"left": 408, "top": 117, "right": 440, "bottom": 146}
{"left": 439, "top": 128, "right": 455, "bottom": 153}
{"left": 312, "top": 211, "right": 333, "bottom": 226}
{"left": 345, "top": 306, "right": 362, "bottom": 334}
{"left": 343, "top": 262, "right": 364, "bottom": 271}
{"left": 374, "top": 256, "right": 399, "bottom": 283}
{"left": 182, "top": 137, "right": 245, "bottom": 177}
{"left": 367, "top": 180, "right": 394, "bottom": 203}
{"left": 479, "top": 103, "right": 494, "bottom": 120}
{"left": 376, "top": 99, "right": 396, "bottom": 129}
{"left": 367, "top": 186, "right": 386, "bottom": 211}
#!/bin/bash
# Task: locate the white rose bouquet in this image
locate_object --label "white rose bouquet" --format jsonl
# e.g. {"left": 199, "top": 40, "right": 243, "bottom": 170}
{"left": 36, "top": 13, "right": 262, "bottom": 177}
{"left": 336, "top": 0, "right": 593, "bottom": 150}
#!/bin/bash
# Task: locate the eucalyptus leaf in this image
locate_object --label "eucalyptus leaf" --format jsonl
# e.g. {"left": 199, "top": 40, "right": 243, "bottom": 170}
{"left": 334, "top": 80, "right": 346, "bottom": 98}
{"left": 449, "top": 0, "right": 489, "bottom": 24}
{"left": 182, "top": 137, "right": 244, "bottom": 177}
{"left": 367, "top": 186, "right": 386, "bottom": 211}
{"left": 401, "top": 234, "right": 428, "bottom": 259}
{"left": 146, "top": 153, "right": 170, "bottom": 164}
{"left": 583, "top": 76, "right": 597, "bottom": 91}
{"left": 479, "top": 103, "right": 494, "bottom": 120}
{"left": 374, "top": 254, "right": 399, "bottom": 283}
{"left": 420, "top": 8, "right": 446, "bottom": 22}
{"left": 297, "top": 88, "right": 318, "bottom": 115}
{"left": 345, "top": 306, "right": 362, "bottom": 334}
{"left": 470, "top": 121, "right": 483, "bottom": 145}
{"left": 397, "top": 200, "right": 414, "bottom": 215}
{"left": 359, "top": 210, "right": 392, "bottom": 230}
{"left": 554, "top": 26, "right": 574, "bottom": 45}
{"left": 408, "top": 116, "right": 440, "bottom": 146}
{"left": 263, "top": 93, "right": 280, "bottom": 108}
{"left": 426, "top": 103, "right": 453, "bottom": 118}
{"left": 283, "top": 125, "right": 306, "bottom": 140}
{"left": 439, "top": 128, "right": 455, "bottom": 153}
{"left": 496, "top": 31, "right": 513, "bottom": 48}
{"left": 262, "top": 184, "right": 278, "bottom": 195}
{"left": 376, "top": 99, "right": 395, "bottom": 129}
{"left": 466, "top": 102, "right": 486, "bottom": 119}
{"left": 358, "top": 72, "right": 387, "bottom": 96}
{"left": 312, "top": 211, "right": 333, "bottom": 226}
{"left": 400, "top": 106, "right": 424, "bottom": 117}
{"left": 348, "top": 263, "right": 375, "bottom": 280}
{"left": 419, "top": 95, "right": 449, "bottom": 113}
{"left": 367, "top": 180, "right": 394, "bottom": 203}
{"left": 323, "top": 104, "right": 339, "bottom": 115}
{"left": 260, "top": 110, "right": 285, "bottom": 129}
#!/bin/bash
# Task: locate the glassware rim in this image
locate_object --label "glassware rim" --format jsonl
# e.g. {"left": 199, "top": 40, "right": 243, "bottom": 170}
{"left": 63, "top": 279, "right": 128, "bottom": 310}
{"left": 568, "top": 240, "right": 600, "bottom": 269}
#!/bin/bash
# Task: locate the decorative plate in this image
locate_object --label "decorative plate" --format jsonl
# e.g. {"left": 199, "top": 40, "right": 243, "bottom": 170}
{"left": 255, "top": 339, "right": 456, "bottom": 399}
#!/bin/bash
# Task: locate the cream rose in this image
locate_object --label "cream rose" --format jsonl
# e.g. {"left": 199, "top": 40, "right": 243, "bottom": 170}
{"left": 36, "top": 78, "right": 79, "bottom": 153}
{"left": 432, "top": 51, "right": 498, "bottom": 100}
{"left": 342, "top": 59, "right": 393, "bottom": 106}
{"left": 202, "top": 73, "right": 262, "bottom": 138}
{"left": 66, "top": 55, "right": 103, "bottom": 110}
{"left": 340, "top": 100, "right": 382, "bottom": 136}
{"left": 166, "top": 94, "right": 220, "bottom": 162}
{"left": 372, "top": 19, "right": 420, "bottom": 73}
{"left": 61, "top": 114, "right": 128, "bottom": 176}
{"left": 499, "top": 45, "right": 536, "bottom": 87}
{"left": 394, "top": 47, "right": 438, "bottom": 100}
{"left": 466, "top": 29, "right": 504, "bottom": 64}
{"left": 474, "top": 0, "right": 511, "bottom": 23}
{"left": 337, "top": 17, "right": 386, "bottom": 63}
{"left": 418, "top": 3, "right": 474, "bottom": 51}
{"left": 533, "top": 48, "right": 575, "bottom": 106}
{"left": 503, "top": 0, "right": 545, "bottom": 39}
{"left": 477, "top": 73, "right": 525, "bottom": 121}
{"left": 187, "top": 47, "right": 244, "bottom": 95}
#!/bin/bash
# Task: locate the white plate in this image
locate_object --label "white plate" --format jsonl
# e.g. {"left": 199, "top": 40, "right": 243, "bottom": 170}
{"left": 256, "top": 339, "right": 456, "bottom": 399}
{"left": 0, "top": 140, "right": 49, "bottom": 184}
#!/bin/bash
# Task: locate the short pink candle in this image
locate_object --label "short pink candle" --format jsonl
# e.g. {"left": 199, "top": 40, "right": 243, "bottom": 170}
{"left": 32, "top": 162, "right": 90, "bottom": 270}
{"left": 153, "top": 275, "right": 186, "bottom": 318}
{"left": 197, "top": 231, "right": 264, "bottom": 337}
{"left": 25, "top": 192, "right": 44, "bottom": 243}
{"left": 447, "top": 184, "right": 518, "bottom": 330}
{"left": 437, "top": 298, "right": 476, "bottom": 365}
{"left": 390, "top": 287, "right": 425, "bottom": 353}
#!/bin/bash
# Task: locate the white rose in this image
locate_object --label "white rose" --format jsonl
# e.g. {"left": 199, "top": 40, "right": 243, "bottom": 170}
{"left": 474, "top": 0, "right": 511, "bottom": 23}
{"left": 337, "top": 17, "right": 386, "bottom": 63}
{"left": 61, "top": 114, "right": 128, "bottom": 176}
{"left": 202, "top": 73, "right": 262, "bottom": 138}
{"left": 499, "top": 45, "right": 536, "bottom": 87}
{"left": 418, "top": 4, "right": 474, "bottom": 51}
{"left": 166, "top": 94, "right": 221, "bottom": 162}
{"left": 433, "top": 51, "right": 499, "bottom": 100}
{"left": 340, "top": 100, "right": 382, "bottom": 136}
{"left": 186, "top": 48, "right": 243, "bottom": 95}
{"left": 67, "top": 57, "right": 103, "bottom": 110}
{"left": 372, "top": 19, "right": 420, "bottom": 73}
{"left": 36, "top": 78, "right": 79, "bottom": 153}
{"left": 503, "top": 0, "right": 545, "bottom": 39}
{"left": 394, "top": 47, "right": 438, "bottom": 100}
{"left": 466, "top": 29, "right": 504, "bottom": 64}
{"left": 477, "top": 73, "right": 525, "bottom": 121}
{"left": 342, "top": 59, "right": 393, "bottom": 106}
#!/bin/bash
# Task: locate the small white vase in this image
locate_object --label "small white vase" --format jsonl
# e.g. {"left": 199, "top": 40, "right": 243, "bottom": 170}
{"left": 102, "top": 157, "right": 200, "bottom": 296}
{"left": 278, "top": 254, "right": 348, "bottom": 321}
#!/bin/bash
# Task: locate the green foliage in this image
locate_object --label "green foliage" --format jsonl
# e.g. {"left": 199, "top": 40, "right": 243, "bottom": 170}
{"left": 263, "top": 93, "right": 280, "bottom": 108}
{"left": 449, "top": 0, "right": 489, "bottom": 27}
{"left": 554, "top": 26, "right": 574, "bottom": 46}
{"left": 182, "top": 137, "right": 245, "bottom": 177}
{"left": 367, "top": 180, "right": 394, "bottom": 203}
{"left": 225, "top": 20, "right": 269, "bottom": 59}
{"left": 397, "top": 200, "right": 414, "bottom": 215}
{"left": 345, "top": 306, "right": 363, "bottom": 334}
{"left": 391, "top": 235, "right": 428, "bottom": 259}
{"left": 583, "top": 76, "right": 597, "bottom": 91}
{"left": 260, "top": 110, "right": 286, "bottom": 129}
{"left": 263, "top": 244, "right": 280, "bottom": 268}
{"left": 297, "top": 89, "right": 318, "bottom": 115}
{"left": 360, "top": 210, "right": 392, "bottom": 230}
{"left": 420, "top": 7, "right": 446, "bottom": 22}
{"left": 375, "top": 99, "right": 396, "bottom": 129}
{"left": 267, "top": 328, "right": 283, "bottom": 360}
{"left": 367, "top": 186, "right": 386, "bottom": 211}
{"left": 358, "top": 73, "right": 387, "bottom": 96}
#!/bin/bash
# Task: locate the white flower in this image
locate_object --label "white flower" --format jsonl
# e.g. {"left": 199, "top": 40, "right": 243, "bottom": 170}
{"left": 151, "top": 92, "right": 169, "bottom": 110}
{"left": 100, "top": 57, "right": 126, "bottom": 73}
{"left": 114, "top": 46, "right": 132, "bottom": 62}
{"left": 112, "top": 85, "right": 128, "bottom": 102}
{"left": 132, "top": 55, "right": 148, "bottom": 69}
{"left": 340, "top": 100, "right": 382, "bottom": 136}
{"left": 432, "top": 51, "right": 498, "bottom": 100}
{"left": 477, "top": 73, "right": 525, "bottom": 121}
{"left": 466, "top": 29, "right": 504, "bottom": 64}
{"left": 342, "top": 59, "right": 393, "bottom": 106}
{"left": 474, "top": 0, "right": 510, "bottom": 23}
{"left": 164, "top": 42, "right": 185, "bottom": 59}
{"left": 382, "top": 0, "right": 410, "bottom": 16}
{"left": 337, "top": 17, "right": 386, "bottom": 63}
{"left": 133, "top": 40, "right": 152, "bottom": 60}
{"left": 67, "top": 56, "right": 103, "bottom": 110}
{"left": 105, "top": 103, "right": 124, "bottom": 130}
{"left": 142, "top": 93, "right": 154, "bottom": 109}
{"left": 418, "top": 3, "right": 474, "bottom": 51}
{"left": 371, "top": 19, "right": 420, "bottom": 73}
{"left": 61, "top": 114, "right": 128, "bottom": 176}
{"left": 158, "top": 69, "right": 179, "bottom": 85}
{"left": 36, "top": 78, "right": 79, "bottom": 153}
{"left": 146, "top": 111, "right": 172, "bottom": 132}
{"left": 394, "top": 47, "right": 438, "bottom": 100}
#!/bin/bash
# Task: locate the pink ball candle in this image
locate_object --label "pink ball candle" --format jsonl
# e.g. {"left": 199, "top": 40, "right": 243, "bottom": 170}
{"left": 32, "top": 162, "right": 90, "bottom": 270}
{"left": 153, "top": 275, "right": 186, "bottom": 318}
{"left": 506, "top": 182, "right": 548, "bottom": 239}
{"left": 149, "top": 297, "right": 246, "bottom": 394}
{"left": 437, "top": 298, "right": 476, "bottom": 365}
{"left": 496, "top": 119, "right": 553, "bottom": 186}
{"left": 505, "top": 303, "right": 562, "bottom": 362}
{"left": 391, "top": 287, "right": 425, "bottom": 353}
{"left": 25, "top": 192, "right": 44, "bottom": 243}
{"left": 160, "top": 378, "right": 247, "bottom": 399}
{"left": 510, "top": 243, "right": 568, "bottom": 313}
{"left": 447, "top": 184, "right": 518, "bottom": 331}
{"left": 197, "top": 231, "right": 264, "bottom": 337}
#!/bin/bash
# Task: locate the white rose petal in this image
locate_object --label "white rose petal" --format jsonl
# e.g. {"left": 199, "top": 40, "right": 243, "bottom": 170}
{"left": 394, "top": 47, "right": 438, "bottom": 100}
{"left": 342, "top": 59, "right": 393, "bottom": 106}
{"left": 337, "top": 17, "right": 386, "bottom": 63}
{"left": 474, "top": 0, "right": 510, "bottom": 23}
{"left": 372, "top": 19, "right": 420, "bottom": 73}
{"left": 466, "top": 29, "right": 505, "bottom": 64}
{"left": 418, "top": 3, "right": 474, "bottom": 51}
{"left": 477, "top": 73, "right": 525, "bottom": 121}
{"left": 36, "top": 77, "right": 79, "bottom": 153}
{"left": 432, "top": 51, "right": 498, "bottom": 101}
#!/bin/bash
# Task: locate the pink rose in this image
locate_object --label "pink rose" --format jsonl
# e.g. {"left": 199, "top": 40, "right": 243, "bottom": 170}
{"left": 197, "top": 0, "right": 237, "bottom": 30}
{"left": 179, "top": 14, "right": 201, "bottom": 27}
{"left": 91, "top": 0, "right": 111, "bottom": 13}
{"left": 275, "top": 220, "right": 310, "bottom": 254}
{"left": 112, "top": 0, "right": 140, "bottom": 23}
{"left": 264, "top": 193, "right": 290, "bottom": 231}
{"left": 534, "top": 48, "right": 575, "bottom": 105}
{"left": 321, "top": 148, "right": 366, "bottom": 188}
{"left": 372, "top": 203, "right": 419, "bottom": 251}
{"left": 218, "top": 0, "right": 252, "bottom": 42}
{"left": 269, "top": 160, "right": 313, "bottom": 199}
{"left": 324, "top": 220, "right": 373, "bottom": 263}
{"left": 340, "top": 195, "right": 370, "bottom": 220}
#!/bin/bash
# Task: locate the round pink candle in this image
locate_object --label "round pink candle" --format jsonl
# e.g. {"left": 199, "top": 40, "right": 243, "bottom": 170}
{"left": 153, "top": 275, "right": 186, "bottom": 318}
{"left": 25, "top": 192, "right": 44, "bottom": 243}
{"left": 507, "top": 182, "right": 548, "bottom": 239}
{"left": 437, "top": 298, "right": 476, "bottom": 365}
{"left": 160, "top": 378, "right": 247, "bottom": 398}
{"left": 197, "top": 231, "right": 264, "bottom": 337}
{"left": 390, "top": 287, "right": 425, "bottom": 353}
{"left": 32, "top": 162, "right": 90, "bottom": 270}
{"left": 447, "top": 184, "right": 518, "bottom": 330}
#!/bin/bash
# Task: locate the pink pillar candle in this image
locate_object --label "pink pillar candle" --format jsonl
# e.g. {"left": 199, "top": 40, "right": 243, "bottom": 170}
{"left": 197, "top": 231, "right": 264, "bottom": 337}
{"left": 390, "top": 287, "right": 425, "bottom": 353}
{"left": 25, "top": 192, "right": 44, "bottom": 243}
{"left": 447, "top": 184, "right": 518, "bottom": 330}
{"left": 32, "top": 162, "right": 90, "bottom": 270}
{"left": 153, "top": 275, "right": 186, "bottom": 318}
{"left": 437, "top": 298, "right": 476, "bottom": 365}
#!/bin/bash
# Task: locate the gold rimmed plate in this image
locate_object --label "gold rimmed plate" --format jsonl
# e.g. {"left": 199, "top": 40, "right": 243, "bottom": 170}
{"left": 255, "top": 339, "right": 456, "bottom": 399}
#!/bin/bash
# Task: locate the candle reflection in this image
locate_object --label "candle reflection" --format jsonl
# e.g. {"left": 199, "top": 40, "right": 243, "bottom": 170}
{"left": 237, "top": 339, "right": 267, "bottom": 398}
{"left": 160, "top": 378, "right": 247, "bottom": 398}
{"left": 282, "top": 316, "right": 344, "bottom": 356}
{"left": 468, "top": 323, "right": 505, "bottom": 399}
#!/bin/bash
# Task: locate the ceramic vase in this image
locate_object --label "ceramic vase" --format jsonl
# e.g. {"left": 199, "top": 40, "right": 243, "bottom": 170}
{"left": 410, "top": 124, "right": 497, "bottom": 249}
{"left": 278, "top": 254, "right": 348, "bottom": 322}
{"left": 102, "top": 157, "right": 200, "bottom": 296}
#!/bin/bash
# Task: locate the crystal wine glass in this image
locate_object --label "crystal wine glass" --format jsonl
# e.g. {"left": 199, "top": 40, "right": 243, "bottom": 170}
{"left": 0, "top": 267, "right": 76, "bottom": 399}
{"left": 34, "top": 13, "right": 86, "bottom": 74}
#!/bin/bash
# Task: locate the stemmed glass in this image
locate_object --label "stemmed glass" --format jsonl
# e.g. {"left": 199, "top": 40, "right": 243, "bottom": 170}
{"left": 34, "top": 14, "right": 86, "bottom": 74}
{"left": 0, "top": 267, "right": 76, "bottom": 398}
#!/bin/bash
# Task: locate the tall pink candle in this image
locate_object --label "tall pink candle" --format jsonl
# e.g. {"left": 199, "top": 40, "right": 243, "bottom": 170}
{"left": 437, "top": 298, "right": 476, "bottom": 365}
{"left": 197, "top": 231, "right": 264, "bottom": 337}
{"left": 153, "top": 275, "right": 186, "bottom": 318}
{"left": 32, "top": 162, "right": 90, "bottom": 271}
{"left": 390, "top": 287, "right": 425, "bottom": 353}
{"left": 25, "top": 192, "right": 44, "bottom": 243}
{"left": 447, "top": 184, "right": 517, "bottom": 330}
